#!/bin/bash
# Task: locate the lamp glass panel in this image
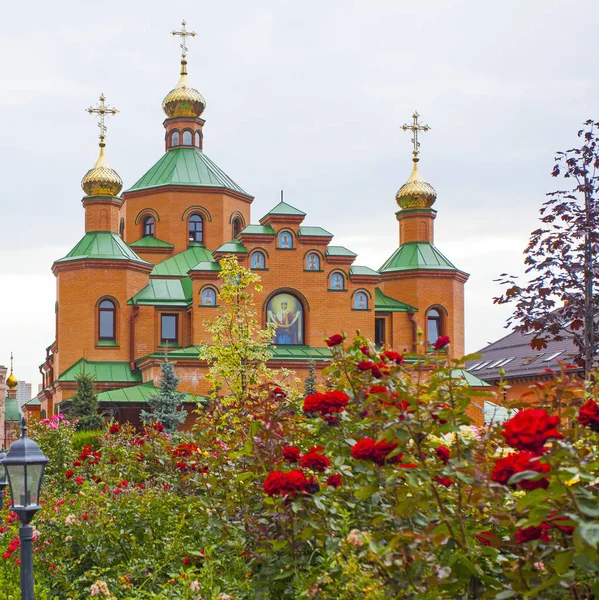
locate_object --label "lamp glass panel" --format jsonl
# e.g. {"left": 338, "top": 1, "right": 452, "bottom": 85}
{"left": 0, "top": 463, "right": 7, "bottom": 485}
{"left": 27, "top": 464, "right": 44, "bottom": 506}
{"left": 5, "top": 464, "right": 26, "bottom": 507}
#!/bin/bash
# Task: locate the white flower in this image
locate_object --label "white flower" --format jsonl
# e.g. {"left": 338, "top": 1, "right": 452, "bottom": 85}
{"left": 346, "top": 529, "right": 365, "bottom": 547}
{"left": 190, "top": 581, "right": 201, "bottom": 591}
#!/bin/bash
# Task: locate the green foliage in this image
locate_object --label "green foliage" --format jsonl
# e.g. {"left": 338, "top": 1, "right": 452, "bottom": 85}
{"left": 72, "top": 429, "right": 103, "bottom": 451}
{"left": 71, "top": 372, "right": 103, "bottom": 431}
{"left": 141, "top": 361, "right": 187, "bottom": 434}
{"left": 304, "top": 356, "right": 317, "bottom": 396}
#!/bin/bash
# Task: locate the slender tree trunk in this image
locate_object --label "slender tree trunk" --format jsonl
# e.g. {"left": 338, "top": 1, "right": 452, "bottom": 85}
{"left": 584, "top": 172, "right": 595, "bottom": 380}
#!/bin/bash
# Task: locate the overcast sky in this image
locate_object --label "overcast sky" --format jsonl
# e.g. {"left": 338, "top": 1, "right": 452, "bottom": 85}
{"left": 1, "top": 0, "right": 597, "bottom": 392}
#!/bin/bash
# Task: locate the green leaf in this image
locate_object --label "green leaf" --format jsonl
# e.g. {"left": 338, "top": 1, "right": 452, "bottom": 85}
{"left": 495, "top": 591, "right": 517, "bottom": 600}
{"left": 576, "top": 497, "right": 599, "bottom": 518}
{"left": 578, "top": 522, "right": 599, "bottom": 547}
{"left": 554, "top": 550, "right": 574, "bottom": 575}
{"left": 507, "top": 470, "right": 543, "bottom": 485}
{"left": 354, "top": 483, "right": 378, "bottom": 500}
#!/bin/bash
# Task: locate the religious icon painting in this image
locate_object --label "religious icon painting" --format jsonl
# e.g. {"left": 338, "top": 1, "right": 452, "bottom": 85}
{"left": 266, "top": 293, "right": 303, "bottom": 345}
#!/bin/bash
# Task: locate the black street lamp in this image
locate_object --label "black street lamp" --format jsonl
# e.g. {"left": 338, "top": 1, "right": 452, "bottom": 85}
{"left": 0, "top": 447, "right": 7, "bottom": 513}
{"left": 3, "top": 418, "right": 49, "bottom": 600}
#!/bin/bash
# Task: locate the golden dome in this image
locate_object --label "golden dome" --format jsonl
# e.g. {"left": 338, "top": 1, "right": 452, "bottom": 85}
{"left": 81, "top": 144, "right": 123, "bottom": 196}
{"left": 162, "top": 59, "right": 206, "bottom": 118}
{"left": 396, "top": 159, "right": 437, "bottom": 209}
{"left": 6, "top": 371, "right": 17, "bottom": 390}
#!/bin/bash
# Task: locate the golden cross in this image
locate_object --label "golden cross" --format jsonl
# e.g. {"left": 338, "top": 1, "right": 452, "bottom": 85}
{"left": 401, "top": 111, "right": 430, "bottom": 159}
{"left": 172, "top": 19, "right": 197, "bottom": 58}
{"left": 86, "top": 94, "right": 118, "bottom": 144}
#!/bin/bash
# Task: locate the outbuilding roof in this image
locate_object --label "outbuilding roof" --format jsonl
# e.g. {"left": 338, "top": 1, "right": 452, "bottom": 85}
{"left": 379, "top": 242, "right": 460, "bottom": 273}
{"left": 129, "top": 278, "right": 192, "bottom": 306}
{"left": 57, "top": 359, "right": 142, "bottom": 384}
{"left": 151, "top": 245, "right": 214, "bottom": 277}
{"left": 55, "top": 232, "right": 149, "bottom": 266}
{"left": 96, "top": 382, "right": 203, "bottom": 404}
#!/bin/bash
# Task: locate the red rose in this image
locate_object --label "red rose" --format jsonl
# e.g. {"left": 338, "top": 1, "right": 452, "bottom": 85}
{"left": 351, "top": 438, "right": 376, "bottom": 461}
{"left": 474, "top": 531, "right": 496, "bottom": 546}
{"left": 153, "top": 422, "right": 165, "bottom": 433}
{"left": 360, "top": 346, "right": 372, "bottom": 357}
{"left": 491, "top": 451, "right": 550, "bottom": 490}
{"left": 548, "top": 511, "right": 575, "bottom": 534}
{"left": 382, "top": 350, "right": 404, "bottom": 365}
{"left": 282, "top": 446, "right": 301, "bottom": 462}
{"left": 300, "top": 451, "right": 330, "bottom": 472}
{"left": 515, "top": 524, "right": 551, "bottom": 544}
{"left": 263, "top": 470, "right": 311, "bottom": 496}
{"left": 357, "top": 360, "right": 375, "bottom": 371}
{"left": 303, "top": 391, "right": 349, "bottom": 416}
{"left": 109, "top": 424, "right": 120, "bottom": 434}
{"left": 367, "top": 385, "right": 388, "bottom": 396}
{"left": 397, "top": 462, "right": 417, "bottom": 469}
{"left": 351, "top": 437, "right": 399, "bottom": 465}
{"left": 326, "top": 334, "right": 343, "bottom": 347}
{"left": 75, "top": 477, "right": 84, "bottom": 485}
{"left": 435, "top": 446, "right": 451, "bottom": 464}
{"left": 81, "top": 514, "right": 88, "bottom": 521}
{"left": 183, "top": 557, "right": 190, "bottom": 565}
{"left": 433, "top": 336, "right": 451, "bottom": 350}
{"left": 326, "top": 474, "right": 342, "bottom": 488}
{"left": 502, "top": 408, "right": 562, "bottom": 453}
{"left": 579, "top": 399, "right": 599, "bottom": 432}
{"left": 434, "top": 476, "right": 454, "bottom": 487}
{"left": 65, "top": 470, "right": 74, "bottom": 479}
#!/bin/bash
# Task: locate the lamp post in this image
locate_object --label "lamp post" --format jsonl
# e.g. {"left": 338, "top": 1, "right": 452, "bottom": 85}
{"left": 3, "top": 417, "right": 49, "bottom": 600}
{"left": 0, "top": 448, "right": 7, "bottom": 513}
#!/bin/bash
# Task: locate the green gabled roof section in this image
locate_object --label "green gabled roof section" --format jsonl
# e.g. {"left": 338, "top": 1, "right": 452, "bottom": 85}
{"left": 240, "top": 224, "right": 276, "bottom": 236}
{"left": 129, "top": 278, "right": 192, "bottom": 306}
{"left": 350, "top": 266, "right": 379, "bottom": 277}
{"left": 271, "top": 346, "right": 332, "bottom": 361}
{"left": 151, "top": 245, "right": 214, "bottom": 277}
{"left": 190, "top": 261, "right": 221, "bottom": 272}
{"left": 5, "top": 398, "right": 20, "bottom": 422}
{"left": 58, "top": 359, "right": 142, "bottom": 384}
{"left": 298, "top": 226, "right": 332, "bottom": 237}
{"left": 96, "top": 382, "right": 203, "bottom": 404}
{"left": 55, "top": 232, "right": 150, "bottom": 266}
{"left": 326, "top": 245, "right": 357, "bottom": 257}
{"left": 375, "top": 288, "right": 417, "bottom": 312}
{"left": 379, "top": 242, "right": 459, "bottom": 273}
{"left": 264, "top": 200, "right": 306, "bottom": 217}
{"left": 215, "top": 241, "right": 248, "bottom": 254}
{"left": 450, "top": 369, "right": 491, "bottom": 388}
{"left": 24, "top": 397, "right": 41, "bottom": 407}
{"left": 126, "top": 148, "right": 251, "bottom": 197}
{"left": 129, "top": 236, "right": 175, "bottom": 249}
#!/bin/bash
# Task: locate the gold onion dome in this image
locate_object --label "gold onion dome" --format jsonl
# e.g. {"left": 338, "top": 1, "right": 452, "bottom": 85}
{"left": 396, "top": 159, "right": 437, "bottom": 209}
{"left": 162, "top": 59, "right": 206, "bottom": 118}
{"left": 6, "top": 371, "right": 17, "bottom": 390}
{"left": 81, "top": 144, "right": 123, "bottom": 196}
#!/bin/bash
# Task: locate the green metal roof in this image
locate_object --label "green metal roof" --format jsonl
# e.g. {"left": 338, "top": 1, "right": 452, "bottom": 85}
{"left": 23, "top": 397, "right": 41, "bottom": 407}
{"left": 215, "top": 241, "right": 248, "bottom": 254}
{"left": 239, "top": 224, "right": 276, "bottom": 236}
{"left": 96, "top": 381, "right": 202, "bottom": 404}
{"left": 151, "top": 245, "right": 214, "bottom": 277}
{"left": 129, "top": 278, "right": 192, "bottom": 306}
{"left": 379, "top": 242, "right": 459, "bottom": 273}
{"left": 326, "top": 246, "right": 357, "bottom": 257}
{"left": 58, "top": 359, "right": 142, "bottom": 384}
{"left": 298, "top": 226, "right": 332, "bottom": 237}
{"left": 55, "top": 232, "right": 150, "bottom": 266}
{"left": 127, "top": 148, "right": 250, "bottom": 196}
{"left": 190, "top": 261, "right": 221, "bottom": 272}
{"left": 5, "top": 398, "right": 20, "bottom": 422}
{"left": 350, "top": 266, "right": 379, "bottom": 277}
{"left": 450, "top": 369, "right": 491, "bottom": 388}
{"left": 375, "top": 287, "right": 417, "bottom": 312}
{"left": 271, "top": 346, "right": 332, "bottom": 361}
{"left": 264, "top": 201, "right": 306, "bottom": 217}
{"left": 129, "top": 236, "right": 175, "bottom": 249}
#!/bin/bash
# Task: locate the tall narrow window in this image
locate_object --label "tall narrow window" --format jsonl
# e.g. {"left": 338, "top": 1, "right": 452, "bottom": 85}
{"left": 99, "top": 300, "right": 116, "bottom": 341}
{"left": 427, "top": 308, "right": 442, "bottom": 342}
{"left": 329, "top": 273, "right": 344, "bottom": 290}
{"left": 161, "top": 314, "right": 178, "bottom": 344}
{"left": 182, "top": 130, "right": 193, "bottom": 145}
{"left": 188, "top": 214, "right": 203, "bottom": 243}
{"left": 375, "top": 318, "right": 386, "bottom": 346}
{"left": 143, "top": 216, "right": 155, "bottom": 237}
{"left": 232, "top": 218, "right": 242, "bottom": 238}
{"left": 171, "top": 131, "right": 180, "bottom": 147}
{"left": 194, "top": 131, "right": 201, "bottom": 147}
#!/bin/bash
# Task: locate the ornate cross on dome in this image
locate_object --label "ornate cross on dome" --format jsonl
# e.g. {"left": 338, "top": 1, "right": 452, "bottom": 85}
{"left": 172, "top": 20, "right": 197, "bottom": 58}
{"left": 86, "top": 94, "right": 118, "bottom": 145}
{"left": 401, "top": 111, "right": 430, "bottom": 160}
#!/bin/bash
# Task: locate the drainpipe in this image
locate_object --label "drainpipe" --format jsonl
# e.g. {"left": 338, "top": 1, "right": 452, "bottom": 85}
{"left": 408, "top": 311, "right": 418, "bottom": 353}
{"left": 130, "top": 305, "right": 140, "bottom": 372}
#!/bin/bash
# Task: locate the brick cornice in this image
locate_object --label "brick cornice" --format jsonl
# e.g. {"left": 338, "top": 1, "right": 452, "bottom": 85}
{"left": 122, "top": 185, "right": 253, "bottom": 204}
{"left": 52, "top": 259, "right": 153, "bottom": 276}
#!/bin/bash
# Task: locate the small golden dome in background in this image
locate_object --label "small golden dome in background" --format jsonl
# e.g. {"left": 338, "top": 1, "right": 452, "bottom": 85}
{"left": 162, "top": 59, "right": 206, "bottom": 118}
{"left": 6, "top": 371, "right": 18, "bottom": 390}
{"left": 81, "top": 144, "right": 123, "bottom": 196}
{"left": 396, "top": 159, "right": 437, "bottom": 209}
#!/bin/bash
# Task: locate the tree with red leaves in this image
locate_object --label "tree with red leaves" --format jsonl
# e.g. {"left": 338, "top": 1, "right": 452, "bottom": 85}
{"left": 495, "top": 120, "right": 599, "bottom": 378}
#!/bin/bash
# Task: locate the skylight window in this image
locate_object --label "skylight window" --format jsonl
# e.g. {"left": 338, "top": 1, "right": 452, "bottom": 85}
{"left": 498, "top": 357, "right": 515, "bottom": 367}
{"left": 471, "top": 361, "right": 492, "bottom": 371}
{"left": 543, "top": 351, "right": 564, "bottom": 362}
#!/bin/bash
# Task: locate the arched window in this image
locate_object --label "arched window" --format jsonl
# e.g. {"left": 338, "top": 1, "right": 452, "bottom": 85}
{"left": 143, "top": 216, "right": 155, "bottom": 237}
{"left": 188, "top": 214, "right": 203, "bottom": 243}
{"left": 427, "top": 308, "right": 442, "bottom": 342}
{"left": 232, "top": 218, "right": 242, "bottom": 238}
{"left": 251, "top": 251, "right": 265, "bottom": 269}
{"left": 171, "top": 131, "right": 180, "bottom": 146}
{"left": 98, "top": 300, "right": 116, "bottom": 340}
{"left": 194, "top": 132, "right": 201, "bottom": 147}
{"left": 182, "top": 130, "right": 193, "bottom": 146}
{"left": 329, "top": 273, "right": 345, "bottom": 290}
{"left": 201, "top": 288, "right": 217, "bottom": 306}
{"left": 278, "top": 231, "right": 293, "bottom": 249}
{"left": 353, "top": 292, "right": 368, "bottom": 310}
{"left": 306, "top": 253, "right": 320, "bottom": 271}
{"left": 266, "top": 293, "right": 304, "bottom": 345}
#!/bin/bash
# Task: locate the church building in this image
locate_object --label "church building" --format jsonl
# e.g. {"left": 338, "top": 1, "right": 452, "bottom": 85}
{"left": 37, "top": 22, "right": 469, "bottom": 422}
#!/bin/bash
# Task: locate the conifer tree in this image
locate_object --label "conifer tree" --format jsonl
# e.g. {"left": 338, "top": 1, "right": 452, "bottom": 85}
{"left": 141, "top": 360, "right": 187, "bottom": 434}
{"left": 304, "top": 357, "right": 317, "bottom": 396}
{"left": 71, "top": 372, "right": 104, "bottom": 431}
